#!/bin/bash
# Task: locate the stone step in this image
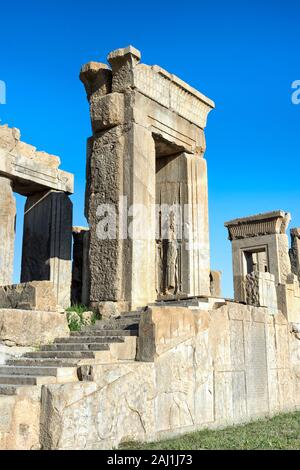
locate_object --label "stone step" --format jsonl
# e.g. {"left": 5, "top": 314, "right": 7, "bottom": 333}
{"left": 54, "top": 336, "right": 124, "bottom": 344}
{"left": 73, "top": 329, "right": 138, "bottom": 337}
{"left": 95, "top": 316, "right": 141, "bottom": 324}
{"left": 0, "top": 366, "right": 58, "bottom": 377}
{"left": 91, "top": 322, "right": 139, "bottom": 331}
{"left": 40, "top": 343, "right": 110, "bottom": 352}
{"left": 0, "top": 375, "right": 56, "bottom": 385}
{"left": 24, "top": 351, "right": 96, "bottom": 359}
{"left": 6, "top": 358, "right": 79, "bottom": 367}
{"left": 0, "top": 385, "right": 20, "bottom": 396}
{"left": 116, "top": 314, "right": 142, "bottom": 319}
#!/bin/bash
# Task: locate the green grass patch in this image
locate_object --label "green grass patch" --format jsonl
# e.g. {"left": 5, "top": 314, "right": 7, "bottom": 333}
{"left": 66, "top": 304, "right": 99, "bottom": 331}
{"left": 121, "top": 411, "right": 300, "bottom": 450}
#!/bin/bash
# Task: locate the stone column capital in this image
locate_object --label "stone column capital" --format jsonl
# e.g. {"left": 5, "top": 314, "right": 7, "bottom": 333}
{"left": 107, "top": 45, "right": 141, "bottom": 67}
{"left": 79, "top": 62, "right": 112, "bottom": 101}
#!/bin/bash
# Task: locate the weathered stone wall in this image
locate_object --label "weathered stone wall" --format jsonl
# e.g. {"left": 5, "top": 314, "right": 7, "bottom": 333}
{"left": 38, "top": 303, "right": 300, "bottom": 449}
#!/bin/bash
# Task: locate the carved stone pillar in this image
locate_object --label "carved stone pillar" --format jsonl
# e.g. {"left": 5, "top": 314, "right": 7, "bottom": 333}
{"left": 0, "top": 176, "right": 16, "bottom": 285}
{"left": 289, "top": 228, "right": 300, "bottom": 281}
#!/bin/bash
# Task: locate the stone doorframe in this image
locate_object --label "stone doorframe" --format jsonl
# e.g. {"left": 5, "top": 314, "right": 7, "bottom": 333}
{"left": 0, "top": 125, "right": 74, "bottom": 308}
{"left": 80, "top": 46, "right": 214, "bottom": 314}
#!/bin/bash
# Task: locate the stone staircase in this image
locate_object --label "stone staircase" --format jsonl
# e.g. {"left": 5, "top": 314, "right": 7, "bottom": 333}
{"left": 0, "top": 313, "right": 141, "bottom": 396}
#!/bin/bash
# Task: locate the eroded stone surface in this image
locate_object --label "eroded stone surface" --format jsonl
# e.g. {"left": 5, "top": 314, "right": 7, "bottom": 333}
{"left": 36, "top": 303, "right": 300, "bottom": 449}
{"left": 0, "top": 309, "right": 69, "bottom": 347}
{"left": 0, "top": 281, "right": 57, "bottom": 311}
{"left": 0, "top": 177, "right": 16, "bottom": 286}
{"left": 0, "top": 125, "right": 73, "bottom": 195}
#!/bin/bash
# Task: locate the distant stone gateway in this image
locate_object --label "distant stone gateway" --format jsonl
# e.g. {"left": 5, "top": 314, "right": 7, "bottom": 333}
{"left": 0, "top": 46, "right": 299, "bottom": 450}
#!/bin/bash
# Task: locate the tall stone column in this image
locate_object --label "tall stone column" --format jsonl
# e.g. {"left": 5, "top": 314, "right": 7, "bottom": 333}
{"left": 0, "top": 176, "right": 16, "bottom": 285}
{"left": 21, "top": 190, "right": 73, "bottom": 308}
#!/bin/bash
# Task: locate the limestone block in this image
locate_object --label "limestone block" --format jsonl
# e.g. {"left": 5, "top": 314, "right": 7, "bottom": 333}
{"left": 231, "top": 371, "right": 247, "bottom": 422}
{"left": 132, "top": 91, "right": 206, "bottom": 155}
{"left": 154, "top": 341, "right": 195, "bottom": 432}
{"left": 244, "top": 320, "right": 269, "bottom": 416}
{"left": 137, "top": 306, "right": 202, "bottom": 361}
{"left": 0, "top": 176, "right": 16, "bottom": 286}
{"left": 210, "top": 270, "right": 222, "bottom": 297}
{"left": 90, "top": 93, "right": 125, "bottom": 132}
{"left": 230, "top": 319, "right": 245, "bottom": 370}
{"left": 208, "top": 305, "right": 231, "bottom": 371}
{"left": 214, "top": 371, "right": 234, "bottom": 424}
{"left": 0, "top": 387, "right": 41, "bottom": 450}
{"left": 277, "top": 278, "right": 300, "bottom": 323}
{"left": 227, "top": 302, "right": 251, "bottom": 321}
{"left": 40, "top": 362, "right": 155, "bottom": 450}
{"left": 275, "top": 321, "right": 290, "bottom": 369}
{"left": 0, "top": 281, "right": 57, "bottom": 311}
{"left": 244, "top": 272, "right": 278, "bottom": 313}
{"left": 0, "top": 309, "right": 69, "bottom": 347}
{"left": 132, "top": 63, "right": 214, "bottom": 129}
{"left": 193, "top": 329, "right": 214, "bottom": 425}
{"left": 0, "top": 125, "right": 20, "bottom": 151}
{"left": 108, "top": 46, "right": 141, "bottom": 93}
{"left": 278, "top": 368, "right": 296, "bottom": 411}
{"left": 80, "top": 62, "right": 112, "bottom": 101}
{"left": 0, "top": 125, "right": 73, "bottom": 195}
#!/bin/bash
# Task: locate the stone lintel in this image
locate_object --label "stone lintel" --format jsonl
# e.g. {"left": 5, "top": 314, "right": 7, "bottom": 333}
{"left": 224, "top": 210, "right": 291, "bottom": 240}
{"left": 95, "top": 45, "right": 215, "bottom": 129}
{"left": 0, "top": 125, "right": 74, "bottom": 195}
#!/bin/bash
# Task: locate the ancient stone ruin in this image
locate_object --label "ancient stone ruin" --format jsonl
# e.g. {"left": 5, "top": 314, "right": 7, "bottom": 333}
{"left": 0, "top": 46, "right": 299, "bottom": 450}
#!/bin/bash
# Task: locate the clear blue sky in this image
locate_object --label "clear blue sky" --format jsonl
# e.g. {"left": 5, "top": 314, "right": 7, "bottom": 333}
{"left": 1, "top": 0, "right": 299, "bottom": 297}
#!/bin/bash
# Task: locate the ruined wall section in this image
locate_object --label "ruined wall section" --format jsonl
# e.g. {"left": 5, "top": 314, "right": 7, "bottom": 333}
{"left": 38, "top": 303, "right": 300, "bottom": 449}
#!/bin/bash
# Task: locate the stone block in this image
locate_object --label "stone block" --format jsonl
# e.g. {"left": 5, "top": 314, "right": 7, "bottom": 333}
{"left": 137, "top": 306, "right": 200, "bottom": 361}
{"left": 0, "top": 125, "right": 73, "bottom": 195}
{"left": 0, "top": 387, "right": 41, "bottom": 450}
{"left": 0, "top": 281, "right": 57, "bottom": 311}
{"left": 80, "top": 62, "right": 112, "bottom": 101}
{"left": 40, "top": 362, "right": 156, "bottom": 450}
{"left": 90, "top": 93, "right": 125, "bottom": 132}
{"left": 0, "top": 177, "right": 16, "bottom": 286}
{"left": 210, "top": 270, "right": 222, "bottom": 297}
{"left": 0, "top": 309, "right": 69, "bottom": 347}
